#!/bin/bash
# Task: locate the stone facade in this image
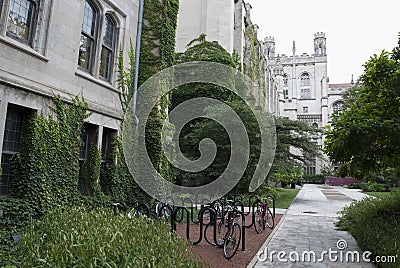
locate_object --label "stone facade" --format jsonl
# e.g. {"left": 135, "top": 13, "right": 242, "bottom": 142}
{"left": 265, "top": 33, "right": 352, "bottom": 174}
{"left": 0, "top": 0, "right": 140, "bottom": 195}
{"left": 175, "top": 0, "right": 281, "bottom": 114}
{"left": 175, "top": 0, "right": 235, "bottom": 53}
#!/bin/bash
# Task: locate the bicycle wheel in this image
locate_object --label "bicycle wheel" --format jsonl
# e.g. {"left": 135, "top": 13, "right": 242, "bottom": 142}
{"left": 223, "top": 223, "right": 241, "bottom": 259}
{"left": 265, "top": 209, "right": 274, "bottom": 229}
{"left": 215, "top": 218, "right": 227, "bottom": 247}
{"left": 254, "top": 208, "right": 264, "bottom": 234}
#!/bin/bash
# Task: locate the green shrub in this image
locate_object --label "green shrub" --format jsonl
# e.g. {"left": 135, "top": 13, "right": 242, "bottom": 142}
{"left": 0, "top": 198, "right": 35, "bottom": 266}
{"left": 347, "top": 182, "right": 364, "bottom": 189}
{"left": 361, "top": 182, "right": 390, "bottom": 192}
{"left": 13, "top": 207, "right": 205, "bottom": 267}
{"left": 336, "top": 192, "right": 400, "bottom": 267}
{"left": 301, "top": 174, "right": 325, "bottom": 184}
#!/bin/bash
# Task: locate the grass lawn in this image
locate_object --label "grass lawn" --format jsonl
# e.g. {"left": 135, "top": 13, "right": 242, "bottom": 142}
{"left": 274, "top": 188, "right": 300, "bottom": 208}
{"left": 364, "top": 191, "right": 392, "bottom": 199}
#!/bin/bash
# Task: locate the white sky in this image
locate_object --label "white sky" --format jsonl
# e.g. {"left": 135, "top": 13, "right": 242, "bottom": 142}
{"left": 245, "top": 0, "right": 400, "bottom": 84}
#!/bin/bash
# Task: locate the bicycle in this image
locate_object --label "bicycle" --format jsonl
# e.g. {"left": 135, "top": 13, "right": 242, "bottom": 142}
{"left": 127, "top": 200, "right": 157, "bottom": 219}
{"left": 204, "top": 200, "right": 241, "bottom": 259}
{"left": 155, "top": 198, "right": 172, "bottom": 219}
{"left": 222, "top": 203, "right": 242, "bottom": 259}
{"left": 111, "top": 201, "right": 156, "bottom": 219}
{"left": 253, "top": 197, "right": 274, "bottom": 234}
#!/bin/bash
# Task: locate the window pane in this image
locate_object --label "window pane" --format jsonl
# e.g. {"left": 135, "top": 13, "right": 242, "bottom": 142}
{"left": 99, "top": 47, "right": 112, "bottom": 79}
{"left": 2, "top": 108, "right": 23, "bottom": 153}
{"left": 82, "top": 1, "right": 96, "bottom": 36}
{"left": 1, "top": 106, "right": 32, "bottom": 196}
{"left": 301, "top": 73, "right": 310, "bottom": 86}
{"left": 7, "top": 0, "right": 34, "bottom": 42}
{"left": 78, "top": 1, "right": 97, "bottom": 71}
{"left": 103, "top": 15, "right": 115, "bottom": 48}
{"left": 99, "top": 15, "right": 115, "bottom": 80}
{"left": 78, "top": 34, "right": 93, "bottom": 70}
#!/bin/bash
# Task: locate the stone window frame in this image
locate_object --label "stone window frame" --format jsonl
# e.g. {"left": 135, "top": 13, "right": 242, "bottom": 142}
{"left": 0, "top": 0, "right": 52, "bottom": 54}
{"left": 77, "top": 0, "right": 121, "bottom": 84}
{"left": 300, "top": 72, "right": 312, "bottom": 99}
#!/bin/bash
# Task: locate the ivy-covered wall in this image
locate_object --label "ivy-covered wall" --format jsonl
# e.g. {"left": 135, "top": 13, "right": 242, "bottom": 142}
{"left": 140, "top": 0, "right": 179, "bottom": 180}
{"left": 10, "top": 97, "right": 89, "bottom": 213}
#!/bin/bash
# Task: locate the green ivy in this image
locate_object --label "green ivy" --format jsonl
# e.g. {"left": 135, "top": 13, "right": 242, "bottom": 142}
{"left": 140, "top": 0, "right": 179, "bottom": 181}
{"left": 80, "top": 142, "right": 102, "bottom": 196}
{"left": 10, "top": 96, "right": 89, "bottom": 215}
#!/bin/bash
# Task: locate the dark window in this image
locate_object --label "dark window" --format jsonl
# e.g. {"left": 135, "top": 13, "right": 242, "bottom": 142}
{"left": 304, "top": 166, "right": 316, "bottom": 175}
{"left": 78, "top": 123, "right": 98, "bottom": 190}
{"left": 6, "top": 0, "right": 36, "bottom": 43}
{"left": 78, "top": 0, "right": 97, "bottom": 72}
{"left": 100, "top": 127, "right": 117, "bottom": 193}
{"left": 99, "top": 15, "right": 116, "bottom": 80}
{"left": 101, "top": 127, "right": 116, "bottom": 161}
{"left": 1, "top": 105, "right": 33, "bottom": 195}
{"left": 333, "top": 101, "right": 344, "bottom": 113}
{"left": 283, "top": 89, "right": 289, "bottom": 99}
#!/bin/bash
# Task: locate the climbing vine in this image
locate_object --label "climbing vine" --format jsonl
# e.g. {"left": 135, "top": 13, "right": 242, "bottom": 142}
{"left": 139, "top": 0, "right": 179, "bottom": 180}
{"left": 10, "top": 96, "right": 89, "bottom": 214}
{"left": 81, "top": 142, "right": 102, "bottom": 196}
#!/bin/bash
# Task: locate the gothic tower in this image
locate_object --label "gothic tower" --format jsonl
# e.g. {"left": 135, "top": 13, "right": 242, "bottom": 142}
{"left": 262, "top": 36, "right": 275, "bottom": 59}
{"left": 314, "top": 32, "right": 326, "bottom": 56}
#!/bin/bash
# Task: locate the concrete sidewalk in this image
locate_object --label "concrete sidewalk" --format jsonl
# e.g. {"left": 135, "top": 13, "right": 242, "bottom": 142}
{"left": 249, "top": 184, "right": 375, "bottom": 268}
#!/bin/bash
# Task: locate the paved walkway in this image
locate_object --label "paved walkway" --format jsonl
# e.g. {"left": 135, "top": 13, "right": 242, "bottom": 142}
{"left": 250, "top": 184, "right": 374, "bottom": 268}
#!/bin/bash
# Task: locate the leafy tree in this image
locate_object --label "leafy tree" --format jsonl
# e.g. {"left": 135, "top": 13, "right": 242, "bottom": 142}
{"left": 269, "top": 117, "right": 322, "bottom": 185}
{"left": 171, "top": 36, "right": 322, "bottom": 192}
{"left": 324, "top": 36, "right": 400, "bottom": 186}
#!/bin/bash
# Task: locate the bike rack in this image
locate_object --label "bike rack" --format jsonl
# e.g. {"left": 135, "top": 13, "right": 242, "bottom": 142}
{"left": 265, "top": 195, "right": 276, "bottom": 218}
{"left": 233, "top": 194, "right": 243, "bottom": 203}
{"left": 192, "top": 207, "right": 217, "bottom": 246}
{"left": 173, "top": 206, "right": 191, "bottom": 240}
{"left": 136, "top": 203, "right": 150, "bottom": 217}
{"left": 159, "top": 204, "right": 175, "bottom": 231}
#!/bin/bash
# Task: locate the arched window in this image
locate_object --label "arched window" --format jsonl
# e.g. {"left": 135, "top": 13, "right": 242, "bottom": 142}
{"left": 333, "top": 101, "right": 344, "bottom": 112}
{"left": 6, "top": 0, "right": 36, "bottom": 44}
{"left": 301, "top": 73, "right": 310, "bottom": 86}
{"left": 78, "top": 0, "right": 97, "bottom": 72}
{"left": 300, "top": 73, "right": 311, "bottom": 99}
{"left": 99, "top": 14, "right": 116, "bottom": 80}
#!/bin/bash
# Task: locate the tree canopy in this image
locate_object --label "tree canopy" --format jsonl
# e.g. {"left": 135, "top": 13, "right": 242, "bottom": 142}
{"left": 170, "top": 36, "right": 322, "bottom": 191}
{"left": 324, "top": 36, "right": 400, "bottom": 185}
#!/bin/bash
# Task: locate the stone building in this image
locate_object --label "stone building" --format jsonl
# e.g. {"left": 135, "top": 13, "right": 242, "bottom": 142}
{"left": 175, "top": 0, "right": 281, "bottom": 114}
{"left": 265, "top": 33, "right": 352, "bottom": 174}
{"left": 0, "top": 0, "right": 140, "bottom": 195}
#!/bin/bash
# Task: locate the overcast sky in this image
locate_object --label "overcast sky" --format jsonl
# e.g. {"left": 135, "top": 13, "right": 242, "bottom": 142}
{"left": 245, "top": 0, "right": 399, "bottom": 84}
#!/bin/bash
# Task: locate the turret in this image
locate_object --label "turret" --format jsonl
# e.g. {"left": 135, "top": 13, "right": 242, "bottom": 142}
{"left": 262, "top": 36, "right": 275, "bottom": 58}
{"left": 314, "top": 32, "right": 326, "bottom": 56}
